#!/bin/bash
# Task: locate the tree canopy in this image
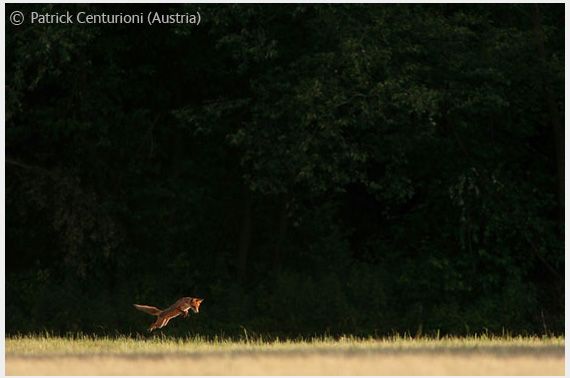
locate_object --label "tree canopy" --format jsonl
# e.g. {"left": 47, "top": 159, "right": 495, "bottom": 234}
{"left": 6, "top": 4, "right": 564, "bottom": 336}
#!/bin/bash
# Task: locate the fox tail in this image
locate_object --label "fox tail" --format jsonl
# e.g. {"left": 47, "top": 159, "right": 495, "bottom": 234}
{"left": 133, "top": 304, "right": 162, "bottom": 316}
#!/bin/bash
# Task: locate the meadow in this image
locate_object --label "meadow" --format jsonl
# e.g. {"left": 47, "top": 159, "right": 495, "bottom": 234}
{"left": 5, "top": 334, "right": 565, "bottom": 375}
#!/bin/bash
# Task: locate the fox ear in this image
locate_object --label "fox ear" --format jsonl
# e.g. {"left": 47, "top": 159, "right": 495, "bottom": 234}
{"left": 197, "top": 298, "right": 204, "bottom": 303}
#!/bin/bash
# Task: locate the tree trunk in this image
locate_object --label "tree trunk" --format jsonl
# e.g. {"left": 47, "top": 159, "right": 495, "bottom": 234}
{"left": 237, "top": 186, "right": 252, "bottom": 282}
{"left": 272, "top": 197, "right": 289, "bottom": 272}
{"left": 532, "top": 4, "right": 564, "bottom": 224}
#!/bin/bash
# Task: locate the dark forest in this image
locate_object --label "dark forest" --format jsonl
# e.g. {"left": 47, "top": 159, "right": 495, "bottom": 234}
{"left": 5, "top": 4, "right": 564, "bottom": 337}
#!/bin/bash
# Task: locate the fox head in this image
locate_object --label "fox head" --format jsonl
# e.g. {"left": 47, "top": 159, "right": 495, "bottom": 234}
{"left": 189, "top": 297, "right": 204, "bottom": 313}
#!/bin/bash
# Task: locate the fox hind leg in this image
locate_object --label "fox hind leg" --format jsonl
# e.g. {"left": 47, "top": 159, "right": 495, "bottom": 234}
{"left": 148, "top": 318, "right": 163, "bottom": 332}
{"left": 159, "top": 317, "right": 172, "bottom": 328}
{"left": 148, "top": 314, "right": 176, "bottom": 331}
{"left": 149, "top": 317, "right": 169, "bottom": 331}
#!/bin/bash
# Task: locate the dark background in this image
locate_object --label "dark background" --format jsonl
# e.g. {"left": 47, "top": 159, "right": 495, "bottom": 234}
{"left": 5, "top": 4, "right": 564, "bottom": 337}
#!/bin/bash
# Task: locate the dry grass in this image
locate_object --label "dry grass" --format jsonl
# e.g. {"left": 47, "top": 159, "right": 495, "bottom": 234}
{"left": 5, "top": 335, "right": 565, "bottom": 375}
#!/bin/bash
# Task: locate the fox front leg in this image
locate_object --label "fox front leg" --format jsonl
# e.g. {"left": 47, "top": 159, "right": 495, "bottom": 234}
{"left": 180, "top": 309, "right": 189, "bottom": 318}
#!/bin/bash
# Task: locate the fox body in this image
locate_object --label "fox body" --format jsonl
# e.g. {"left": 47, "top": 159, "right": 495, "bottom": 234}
{"left": 134, "top": 297, "right": 204, "bottom": 331}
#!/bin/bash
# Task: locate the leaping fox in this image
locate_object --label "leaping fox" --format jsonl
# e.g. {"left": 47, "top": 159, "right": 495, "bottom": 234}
{"left": 134, "top": 297, "right": 204, "bottom": 331}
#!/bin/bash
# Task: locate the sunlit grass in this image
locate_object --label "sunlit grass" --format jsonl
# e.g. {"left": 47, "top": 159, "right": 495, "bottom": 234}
{"left": 6, "top": 334, "right": 564, "bottom": 375}
{"left": 6, "top": 333, "right": 564, "bottom": 356}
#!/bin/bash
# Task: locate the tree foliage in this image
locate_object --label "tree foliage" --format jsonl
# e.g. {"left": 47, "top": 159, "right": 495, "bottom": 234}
{"left": 6, "top": 4, "right": 564, "bottom": 336}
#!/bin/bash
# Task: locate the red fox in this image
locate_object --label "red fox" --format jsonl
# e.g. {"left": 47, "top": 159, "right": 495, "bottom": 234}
{"left": 134, "top": 297, "right": 204, "bottom": 331}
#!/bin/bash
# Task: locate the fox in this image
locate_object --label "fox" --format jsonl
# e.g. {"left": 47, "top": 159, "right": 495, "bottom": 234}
{"left": 133, "top": 297, "right": 204, "bottom": 332}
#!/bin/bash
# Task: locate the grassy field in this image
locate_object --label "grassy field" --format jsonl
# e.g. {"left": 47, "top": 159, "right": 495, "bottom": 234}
{"left": 5, "top": 334, "right": 565, "bottom": 375}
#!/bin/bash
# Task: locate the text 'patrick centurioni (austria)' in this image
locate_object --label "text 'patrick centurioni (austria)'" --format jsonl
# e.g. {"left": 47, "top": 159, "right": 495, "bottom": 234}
{"left": 21, "top": 11, "right": 201, "bottom": 25}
